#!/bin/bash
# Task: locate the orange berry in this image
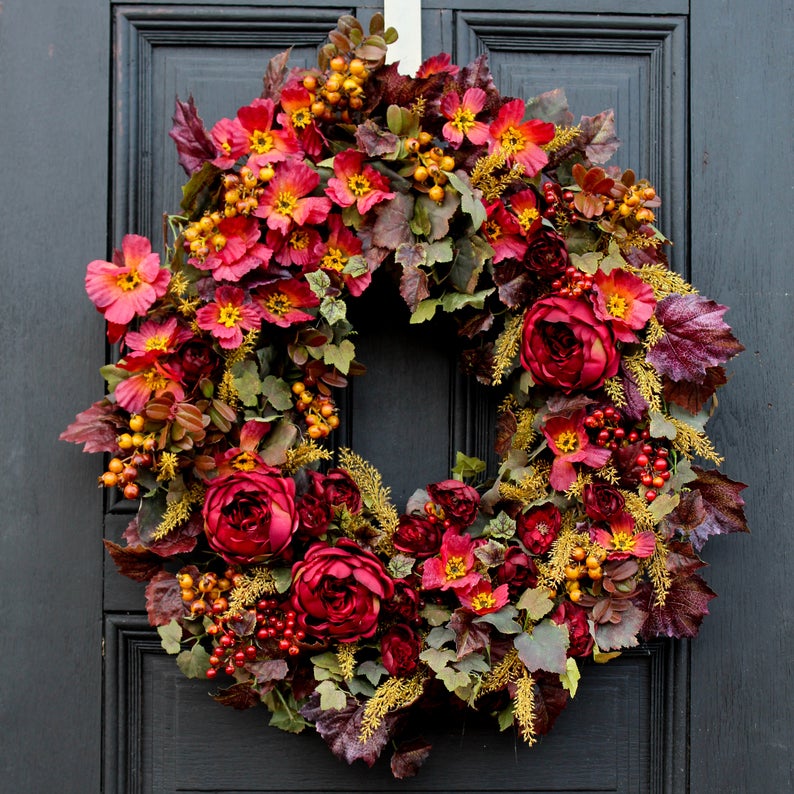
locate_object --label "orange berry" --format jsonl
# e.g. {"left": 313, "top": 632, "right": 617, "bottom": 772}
{"left": 129, "top": 414, "right": 145, "bottom": 432}
{"left": 307, "top": 424, "right": 324, "bottom": 439}
{"left": 428, "top": 185, "right": 445, "bottom": 203}
{"left": 302, "top": 74, "right": 317, "bottom": 91}
{"left": 571, "top": 546, "right": 586, "bottom": 561}
{"left": 569, "top": 588, "right": 583, "bottom": 603}
{"left": 413, "top": 165, "right": 429, "bottom": 183}
{"left": 329, "top": 55, "right": 347, "bottom": 72}
{"left": 291, "top": 381, "right": 306, "bottom": 395}
{"left": 107, "top": 458, "right": 125, "bottom": 474}
{"left": 117, "top": 433, "right": 134, "bottom": 450}
{"left": 348, "top": 58, "right": 365, "bottom": 76}
{"left": 326, "top": 415, "right": 340, "bottom": 429}
{"left": 418, "top": 131, "right": 433, "bottom": 146}
{"left": 99, "top": 472, "right": 119, "bottom": 488}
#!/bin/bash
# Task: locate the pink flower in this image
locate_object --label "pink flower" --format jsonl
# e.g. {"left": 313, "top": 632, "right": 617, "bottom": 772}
{"left": 421, "top": 532, "right": 482, "bottom": 592}
{"left": 253, "top": 161, "right": 331, "bottom": 235}
{"left": 457, "top": 580, "right": 509, "bottom": 615}
{"left": 415, "top": 53, "right": 459, "bottom": 78}
{"left": 267, "top": 226, "right": 324, "bottom": 269}
{"left": 592, "top": 511, "right": 656, "bottom": 561}
{"left": 489, "top": 99, "right": 554, "bottom": 177}
{"left": 210, "top": 117, "right": 249, "bottom": 170}
{"left": 189, "top": 216, "right": 272, "bottom": 282}
{"left": 542, "top": 410, "right": 613, "bottom": 491}
{"left": 509, "top": 189, "right": 541, "bottom": 235}
{"left": 85, "top": 234, "right": 170, "bottom": 325}
{"left": 317, "top": 214, "right": 371, "bottom": 296}
{"left": 235, "top": 98, "right": 300, "bottom": 170}
{"left": 482, "top": 201, "right": 528, "bottom": 263}
{"left": 114, "top": 359, "right": 184, "bottom": 414}
{"left": 123, "top": 317, "right": 192, "bottom": 357}
{"left": 325, "top": 150, "right": 395, "bottom": 215}
{"left": 440, "top": 88, "right": 491, "bottom": 147}
{"left": 592, "top": 267, "right": 656, "bottom": 342}
{"left": 195, "top": 285, "right": 262, "bottom": 349}
{"left": 277, "top": 84, "right": 325, "bottom": 160}
{"left": 252, "top": 277, "right": 319, "bottom": 327}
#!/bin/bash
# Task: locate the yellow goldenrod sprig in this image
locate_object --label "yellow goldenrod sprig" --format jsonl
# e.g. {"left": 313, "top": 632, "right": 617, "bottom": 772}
{"left": 513, "top": 673, "right": 537, "bottom": 746}
{"left": 491, "top": 313, "right": 524, "bottom": 386}
{"left": 225, "top": 565, "right": 278, "bottom": 616}
{"left": 153, "top": 483, "right": 206, "bottom": 541}
{"left": 359, "top": 675, "right": 424, "bottom": 742}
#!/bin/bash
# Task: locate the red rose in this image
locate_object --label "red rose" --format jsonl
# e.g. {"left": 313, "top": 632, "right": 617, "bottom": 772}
{"left": 393, "top": 514, "right": 443, "bottom": 559}
{"left": 517, "top": 503, "right": 561, "bottom": 555}
{"left": 520, "top": 296, "right": 619, "bottom": 393}
{"left": 290, "top": 539, "right": 394, "bottom": 642}
{"left": 322, "top": 468, "right": 362, "bottom": 513}
{"left": 426, "top": 479, "right": 480, "bottom": 528}
{"left": 523, "top": 226, "right": 570, "bottom": 278}
{"left": 202, "top": 468, "right": 298, "bottom": 564}
{"left": 582, "top": 482, "right": 625, "bottom": 522}
{"left": 495, "top": 546, "right": 538, "bottom": 595}
{"left": 551, "top": 602, "right": 594, "bottom": 657}
{"left": 382, "top": 578, "right": 421, "bottom": 623}
{"left": 380, "top": 624, "right": 421, "bottom": 677}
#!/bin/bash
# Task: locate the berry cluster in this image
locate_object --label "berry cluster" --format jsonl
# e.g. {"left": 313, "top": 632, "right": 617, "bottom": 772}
{"left": 292, "top": 381, "right": 340, "bottom": 439}
{"left": 612, "top": 182, "right": 657, "bottom": 224}
{"left": 183, "top": 211, "right": 229, "bottom": 261}
{"left": 551, "top": 265, "right": 594, "bottom": 298}
{"left": 304, "top": 56, "right": 369, "bottom": 122}
{"left": 98, "top": 414, "right": 155, "bottom": 499}
{"left": 221, "top": 167, "right": 269, "bottom": 218}
{"left": 178, "top": 569, "right": 236, "bottom": 617}
{"left": 636, "top": 444, "right": 671, "bottom": 502}
{"left": 564, "top": 545, "right": 608, "bottom": 602}
{"left": 541, "top": 181, "right": 574, "bottom": 222}
{"left": 405, "top": 133, "right": 456, "bottom": 204}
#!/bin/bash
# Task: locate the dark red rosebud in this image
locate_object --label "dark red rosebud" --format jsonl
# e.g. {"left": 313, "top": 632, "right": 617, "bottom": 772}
{"left": 393, "top": 514, "right": 443, "bottom": 559}
{"left": 178, "top": 339, "right": 219, "bottom": 383}
{"left": 495, "top": 546, "right": 538, "bottom": 596}
{"left": 426, "top": 479, "right": 480, "bottom": 528}
{"left": 523, "top": 226, "right": 570, "bottom": 278}
{"left": 551, "top": 601, "right": 594, "bottom": 658}
{"left": 517, "top": 503, "right": 561, "bottom": 555}
{"left": 322, "top": 468, "right": 362, "bottom": 513}
{"left": 380, "top": 624, "right": 421, "bottom": 677}
{"left": 582, "top": 482, "right": 626, "bottom": 522}
{"left": 296, "top": 492, "right": 332, "bottom": 538}
{"left": 382, "top": 578, "right": 421, "bottom": 623}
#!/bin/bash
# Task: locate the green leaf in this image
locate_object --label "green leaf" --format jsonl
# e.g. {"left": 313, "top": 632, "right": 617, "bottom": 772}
{"left": 271, "top": 567, "right": 292, "bottom": 594}
{"left": 176, "top": 643, "right": 211, "bottom": 678}
{"left": 449, "top": 237, "right": 483, "bottom": 294}
{"left": 559, "top": 657, "right": 581, "bottom": 698}
{"left": 440, "top": 288, "right": 494, "bottom": 313}
{"left": 320, "top": 296, "right": 348, "bottom": 326}
{"left": 496, "top": 703, "right": 515, "bottom": 731}
{"left": 436, "top": 666, "right": 471, "bottom": 692}
{"left": 419, "top": 647, "right": 457, "bottom": 674}
{"left": 446, "top": 170, "right": 487, "bottom": 229}
{"left": 485, "top": 512, "right": 517, "bottom": 540}
{"left": 453, "top": 653, "right": 491, "bottom": 675}
{"left": 426, "top": 238, "right": 454, "bottom": 265}
{"left": 388, "top": 553, "right": 415, "bottom": 579}
{"left": 315, "top": 679, "right": 348, "bottom": 711}
{"left": 157, "top": 619, "right": 183, "bottom": 655}
{"left": 473, "top": 605, "right": 523, "bottom": 635}
{"left": 409, "top": 197, "right": 431, "bottom": 237}
{"left": 516, "top": 587, "right": 555, "bottom": 621}
{"left": 264, "top": 692, "right": 309, "bottom": 733}
{"left": 409, "top": 298, "right": 440, "bottom": 324}
{"left": 569, "top": 251, "right": 602, "bottom": 275}
{"left": 305, "top": 269, "right": 332, "bottom": 298}
{"left": 416, "top": 190, "right": 459, "bottom": 241}
{"left": 311, "top": 651, "right": 342, "bottom": 674}
{"left": 323, "top": 339, "right": 356, "bottom": 375}
{"left": 421, "top": 603, "right": 452, "bottom": 627}
{"left": 342, "top": 254, "right": 369, "bottom": 278}
{"left": 649, "top": 409, "right": 677, "bottom": 440}
{"left": 231, "top": 360, "right": 262, "bottom": 408}
{"left": 426, "top": 626, "right": 456, "bottom": 649}
{"left": 451, "top": 451, "right": 486, "bottom": 481}
{"left": 357, "top": 660, "right": 388, "bottom": 687}
{"left": 599, "top": 239, "right": 626, "bottom": 274}
{"left": 100, "top": 364, "right": 128, "bottom": 394}
{"left": 647, "top": 492, "right": 680, "bottom": 522}
{"left": 514, "top": 620, "right": 570, "bottom": 674}
{"left": 261, "top": 375, "right": 293, "bottom": 411}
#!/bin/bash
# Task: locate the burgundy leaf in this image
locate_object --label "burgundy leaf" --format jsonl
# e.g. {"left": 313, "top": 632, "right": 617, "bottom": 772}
{"left": 662, "top": 490, "right": 707, "bottom": 539}
{"left": 355, "top": 119, "right": 400, "bottom": 157}
{"left": 578, "top": 109, "right": 621, "bottom": 164}
{"left": 371, "top": 192, "right": 414, "bottom": 250}
{"left": 124, "top": 512, "right": 203, "bottom": 557}
{"left": 399, "top": 264, "right": 430, "bottom": 312}
{"left": 663, "top": 366, "right": 728, "bottom": 414}
{"left": 390, "top": 738, "right": 433, "bottom": 779}
{"left": 145, "top": 570, "right": 187, "bottom": 627}
{"left": 460, "top": 344, "right": 496, "bottom": 386}
{"left": 492, "top": 261, "right": 534, "bottom": 309}
{"left": 647, "top": 294, "right": 745, "bottom": 383}
{"left": 103, "top": 539, "right": 163, "bottom": 582}
{"left": 457, "top": 54, "right": 497, "bottom": 96}
{"left": 593, "top": 601, "right": 647, "bottom": 651}
{"left": 663, "top": 540, "right": 708, "bottom": 576}
{"left": 494, "top": 409, "right": 518, "bottom": 458}
{"left": 618, "top": 360, "right": 650, "bottom": 421}
{"left": 59, "top": 399, "right": 125, "bottom": 453}
{"left": 457, "top": 310, "right": 494, "bottom": 339}
{"left": 261, "top": 47, "right": 292, "bottom": 101}
{"left": 168, "top": 95, "right": 215, "bottom": 176}
{"left": 449, "top": 608, "right": 491, "bottom": 658}
{"left": 529, "top": 674, "right": 569, "bottom": 736}
{"left": 638, "top": 573, "right": 717, "bottom": 639}
{"left": 686, "top": 467, "right": 749, "bottom": 550}
{"left": 525, "top": 88, "right": 574, "bottom": 126}
{"left": 395, "top": 243, "right": 428, "bottom": 270}
{"left": 245, "top": 659, "right": 289, "bottom": 685}
{"left": 212, "top": 681, "right": 261, "bottom": 710}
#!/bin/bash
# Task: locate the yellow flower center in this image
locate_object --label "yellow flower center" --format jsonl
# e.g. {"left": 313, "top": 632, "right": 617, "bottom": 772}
{"left": 274, "top": 191, "right": 297, "bottom": 217}
{"left": 610, "top": 532, "right": 636, "bottom": 552}
{"left": 221, "top": 141, "right": 232, "bottom": 154}
{"left": 445, "top": 556, "right": 466, "bottom": 580}
{"left": 116, "top": 270, "right": 141, "bottom": 292}
{"left": 451, "top": 107, "right": 476, "bottom": 135}
{"left": 347, "top": 173, "right": 371, "bottom": 198}
{"left": 144, "top": 334, "right": 170, "bottom": 352}
{"left": 471, "top": 592, "right": 496, "bottom": 612}
{"left": 231, "top": 452, "right": 258, "bottom": 471}
{"left": 264, "top": 292, "right": 292, "bottom": 317}
{"left": 500, "top": 126, "right": 525, "bottom": 155}
{"left": 606, "top": 294, "right": 629, "bottom": 319}
{"left": 249, "top": 129, "right": 274, "bottom": 154}
{"left": 291, "top": 108, "right": 312, "bottom": 130}
{"left": 485, "top": 219, "right": 502, "bottom": 240}
{"left": 143, "top": 369, "right": 169, "bottom": 391}
{"left": 218, "top": 305, "right": 242, "bottom": 328}
{"left": 321, "top": 247, "right": 348, "bottom": 272}
{"left": 289, "top": 230, "right": 310, "bottom": 251}
{"left": 516, "top": 207, "right": 540, "bottom": 232}
{"left": 535, "top": 521, "right": 550, "bottom": 536}
{"left": 555, "top": 429, "right": 579, "bottom": 454}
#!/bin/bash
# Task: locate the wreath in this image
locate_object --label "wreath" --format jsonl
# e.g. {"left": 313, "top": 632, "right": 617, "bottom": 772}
{"left": 62, "top": 14, "right": 749, "bottom": 779}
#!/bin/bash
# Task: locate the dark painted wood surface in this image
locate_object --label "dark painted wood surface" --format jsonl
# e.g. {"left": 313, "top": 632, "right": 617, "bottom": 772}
{"left": 3, "top": 1, "right": 791, "bottom": 791}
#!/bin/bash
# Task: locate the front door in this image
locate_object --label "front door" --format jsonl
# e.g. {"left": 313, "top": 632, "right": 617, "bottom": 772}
{"left": 3, "top": 1, "right": 790, "bottom": 792}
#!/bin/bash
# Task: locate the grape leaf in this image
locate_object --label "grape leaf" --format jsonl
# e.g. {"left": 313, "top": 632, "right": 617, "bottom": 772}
{"left": 145, "top": 570, "right": 187, "bottom": 627}
{"left": 169, "top": 95, "right": 215, "bottom": 175}
{"left": 638, "top": 573, "right": 717, "bottom": 639}
{"left": 157, "top": 619, "right": 183, "bottom": 654}
{"left": 647, "top": 294, "right": 745, "bottom": 383}
{"left": 436, "top": 666, "right": 471, "bottom": 692}
{"left": 372, "top": 191, "right": 414, "bottom": 249}
{"left": 316, "top": 680, "right": 348, "bottom": 711}
{"left": 355, "top": 119, "right": 400, "bottom": 157}
{"left": 399, "top": 264, "right": 430, "bottom": 312}
{"left": 323, "top": 339, "right": 356, "bottom": 375}
{"left": 663, "top": 366, "right": 728, "bottom": 414}
{"left": 261, "top": 375, "right": 293, "bottom": 411}
{"left": 212, "top": 681, "right": 261, "bottom": 710}
{"left": 559, "top": 657, "right": 580, "bottom": 698}
{"left": 474, "top": 605, "right": 523, "bottom": 635}
{"left": 525, "top": 88, "right": 573, "bottom": 126}
{"left": 578, "top": 108, "right": 621, "bottom": 164}
{"left": 593, "top": 601, "right": 647, "bottom": 651}
{"left": 59, "top": 399, "right": 124, "bottom": 453}
{"left": 103, "top": 539, "right": 162, "bottom": 582}
{"left": 516, "top": 587, "right": 555, "bottom": 621}
{"left": 177, "top": 643, "right": 211, "bottom": 679}
{"left": 261, "top": 47, "right": 292, "bottom": 102}
{"left": 448, "top": 609, "right": 491, "bottom": 658}
{"left": 246, "top": 659, "right": 288, "bottom": 684}
{"left": 391, "top": 739, "right": 432, "bottom": 780}
{"left": 514, "top": 620, "right": 569, "bottom": 674}
{"left": 531, "top": 675, "right": 570, "bottom": 736}
{"left": 395, "top": 242, "right": 428, "bottom": 269}
{"left": 684, "top": 467, "right": 750, "bottom": 550}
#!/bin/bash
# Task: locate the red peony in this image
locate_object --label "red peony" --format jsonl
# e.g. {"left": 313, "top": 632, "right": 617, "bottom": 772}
{"left": 322, "top": 468, "right": 362, "bottom": 513}
{"left": 582, "top": 482, "right": 626, "bottom": 522}
{"left": 523, "top": 226, "right": 570, "bottom": 278}
{"left": 393, "top": 514, "right": 443, "bottom": 559}
{"left": 202, "top": 468, "right": 298, "bottom": 564}
{"left": 426, "top": 479, "right": 480, "bottom": 528}
{"left": 517, "top": 503, "right": 561, "bottom": 555}
{"left": 520, "top": 296, "right": 619, "bottom": 393}
{"left": 380, "top": 624, "right": 422, "bottom": 677}
{"left": 551, "top": 602, "right": 594, "bottom": 658}
{"left": 290, "top": 539, "right": 394, "bottom": 642}
{"left": 495, "top": 546, "right": 538, "bottom": 595}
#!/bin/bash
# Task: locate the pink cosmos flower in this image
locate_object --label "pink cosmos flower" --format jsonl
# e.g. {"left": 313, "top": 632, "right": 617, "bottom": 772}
{"left": 195, "top": 285, "right": 262, "bottom": 349}
{"left": 85, "top": 234, "right": 170, "bottom": 325}
{"left": 542, "top": 409, "right": 613, "bottom": 491}
{"left": 242, "top": 98, "right": 301, "bottom": 169}
{"left": 114, "top": 359, "right": 185, "bottom": 415}
{"left": 210, "top": 116, "right": 250, "bottom": 170}
{"left": 267, "top": 226, "right": 324, "bottom": 269}
{"left": 253, "top": 161, "right": 331, "bottom": 235}
{"left": 592, "top": 267, "right": 656, "bottom": 342}
{"left": 441, "top": 88, "right": 491, "bottom": 148}
{"left": 482, "top": 201, "right": 528, "bottom": 263}
{"left": 252, "top": 278, "right": 319, "bottom": 328}
{"left": 317, "top": 214, "right": 371, "bottom": 296}
{"left": 277, "top": 84, "right": 325, "bottom": 160}
{"left": 415, "top": 53, "right": 459, "bottom": 78}
{"left": 121, "top": 317, "right": 193, "bottom": 370}
{"left": 325, "top": 150, "right": 395, "bottom": 215}
{"left": 489, "top": 99, "right": 555, "bottom": 177}
{"left": 457, "top": 580, "right": 510, "bottom": 615}
{"left": 189, "top": 216, "right": 272, "bottom": 282}
{"left": 592, "top": 511, "right": 656, "bottom": 561}
{"left": 421, "top": 532, "right": 483, "bottom": 592}
{"left": 509, "top": 189, "right": 542, "bottom": 235}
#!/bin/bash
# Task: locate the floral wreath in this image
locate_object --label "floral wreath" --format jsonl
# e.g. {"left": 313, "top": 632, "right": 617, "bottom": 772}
{"left": 62, "top": 15, "right": 749, "bottom": 779}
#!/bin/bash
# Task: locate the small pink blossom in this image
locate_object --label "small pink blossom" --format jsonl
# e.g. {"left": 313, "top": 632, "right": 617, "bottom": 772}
{"left": 441, "top": 88, "right": 491, "bottom": 147}
{"left": 317, "top": 214, "right": 371, "bottom": 296}
{"left": 592, "top": 512, "right": 656, "bottom": 561}
{"left": 189, "top": 216, "right": 272, "bottom": 282}
{"left": 252, "top": 278, "right": 319, "bottom": 328}
{"left": 195, "top": 285, "right": 262, "bottom": 349}
{"left": 542, "top": 409, "right": 612, "bottom": 491}
{"left": 114, "top": 359, "right": 184, "bottom": 414}
{"left": 457, "top": 580, "right": 509, "bottom": 615}
{"left": 325, "top": 150, "right": 395, "bottom": 215}
{"left": 482, "top": 201, "right": 528, "bottom": 263}
{"left": 267, "top": 226, "right": 324, "bottom": 269}
{"left": 489, "top": 99, "right": 555, "bottom": 177}
{"left": 421, "top": 532, "right": 482, "bottom": 592}
{"left": 592, "top": 267, "right": 656, "bottom": 342}
{"left": 253, "top": 161, "right": 331, "bottom": 235}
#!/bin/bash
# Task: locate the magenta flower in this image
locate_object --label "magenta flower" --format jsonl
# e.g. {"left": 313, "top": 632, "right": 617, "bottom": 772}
{"left": 542, "top": 409, "right": 612, "bottom": 491}
{"left": 509, "top": 189, "right": 542, "bottom": 235}
{"left": 210, "top": 116, "right": 249, "bottom": 170}
{"left": 252, "top": 278, "right": 319, "bottom": 328}
{"left": 267, "top": 226, "right": 324, "bottom": 269}
{"left": 325, "top": 150, "right": 395, "bottom": 215}
{"left": 318, "top": 214, "right": 371, "bottom": 296}
{"left": 441, "top": 88, "right": 491, "bottom": 147}
{"left": 421, "top": 532, "right": 482, "bottom": 592}
{"left": 277, "top": 84, "right": 325, "bottom": 160}
{"left": 592, "top": 511, "right": 656, "bottom": 561}
{"left": 592, "top": 267, "right": 656, "bottom": 342}
{"left": 253, "top": 161, "right": 331, "bottom": 235}
{"left": 482, "top": 201, "right": 528, "bottom": 263}
{"left": 114, "top": 359, "right": 185, "bottom": 415}
{"left": 457, "top": 580, "right": 510, "bottom": 615}
{"left": 195, "top": 285, "right": 262, "bottom": 349}
{"left": 189, "top": 216, "right": 272, "bottom": 282}
{"left": 489, "top": 99, "right": 555, "bottom": 177}
{"left": 85, "top": 234, "right": 170, "bottom": 325}
{"left": 124, "top": 317, "right": 192, "bottom": 357}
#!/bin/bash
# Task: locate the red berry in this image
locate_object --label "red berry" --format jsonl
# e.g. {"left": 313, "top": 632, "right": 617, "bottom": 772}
{"left": 278, "top": 639, "right": 291, "bottom": 651}
{"left": 224, "top": 664, "right": 235, "bottom": 675}
{"left": 645, "top": 489, "right": 657, "bottom": 502}
{"left": 636, "top": 454, "right": 649, "bottom": 467}
{"left": 288, "top": 645, "right": 300, "bottom": 656}
{"left": 641, "top": 473, "right": 654, "bottom": 487}
{"left": 653, "top": 458, "right": 668, "bottom": 471}
{"left": 661, "top": 470, "right": 671, "bottom": 481}
{"left": 206, "top": 668, "right": 218, "bottom": 679}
